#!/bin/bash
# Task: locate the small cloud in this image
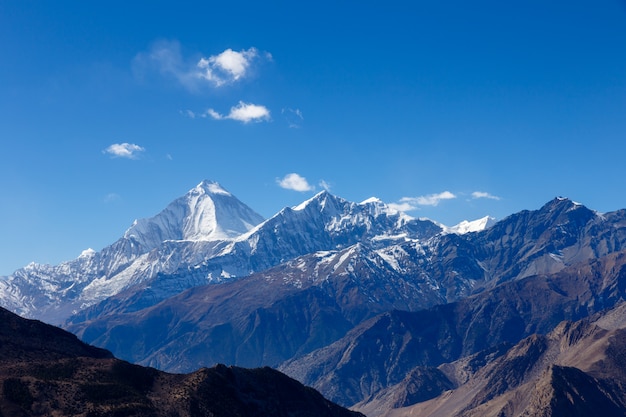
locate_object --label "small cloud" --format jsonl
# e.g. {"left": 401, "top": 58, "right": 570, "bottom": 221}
{"left": 197, "top": 47, "right": 259, "bottom": 87}
{"left": 282, "top": 108, "right": 304, "bottom": 128}
{"left": 471, "top": 191, "right": 501, "bottom": 200}
{"left": 103, "top": 143, "right": 145, "bottom": 159}
{"left": 319, "top": 180, "right": 331, "bottom": 191}
{"left": 166, "top": 154, "right": 173, "bottom": 160}
{"left": 277, "top": 173, "right": 314, "bottom": 192}
{"left": 207, "top": 101, "right": 270, "bottom": 123}
{"left": 391, "top": 191, "right": 457, "bottom": 211}
{"left": 133, "top": 41, "right": 268, "bottom": 91}
{"left": 205, "top": 108, "right": 224, "bottom": 120}
{"left": 414, "top": 191, "right": 457, "bottom": 206}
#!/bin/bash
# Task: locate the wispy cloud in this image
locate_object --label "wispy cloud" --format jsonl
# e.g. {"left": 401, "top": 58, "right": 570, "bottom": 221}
{"left": 282, "top": 108, "right": 304, "bottom": 128}
{"left": 277, "top": 173, "right": 314, "bottom": 192}
{"left": 180, "top": 109, "right": 196, "bottom": 118}
{"left": 389, "top": 191, "right": 457, "bottom": 211}
{"left": 206, "top": 101, "right": 270, "bottom": 123}
{"left": 319, "top": 180, "right": 331, "bottom": 191}
{"left": 103, "top": 143, "right": 145, "bottom": 159}
{"left": 133, "top": 40, "right": 269, "bottom": 91}
{"left": 471, "top": 191, "right": 501, "bottom": 200}
{"left": 132, "top": 40, "right": 197, "bottom": 90}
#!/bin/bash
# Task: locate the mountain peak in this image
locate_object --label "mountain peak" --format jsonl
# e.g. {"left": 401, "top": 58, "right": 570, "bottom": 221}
{"left": 123, "top": 181, "right": 264, "bottom": 249}
{"left": 544, "top": 196, "right": 580, "bottom": 209}
{"left": 293, "top": 190, "right": 345, "bottom": 212}
{"left": 195, "top": 180, "right": 232, "bottom": 196}
{"left": 446, "top": 215, "right": 497, "bottom": 234}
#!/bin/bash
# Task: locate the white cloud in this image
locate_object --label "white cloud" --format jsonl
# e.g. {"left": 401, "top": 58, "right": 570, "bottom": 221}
{"left": 197, "top": 48, "right": 258, "bottom": 86}
{"left": 282, "top": 108, "right": 304, "bottom": 128}
{"left": 391, "top": 191, "right": 457, "bottom": 211}
{"left": 103, "top": 143, "right": 145, "bottom": 159}
{"left": 471, "top": 191, "right": 501, "bottom": 200}
{"left": 133, "top": 41, "right": 267, "bottom": 91}
{"left": 205, "top": 108, "right": 224, "bottom": 120}
{"left": 277, "top": 173, "right": 314, "bottom": 192}
{"left": 415, "top": 191, "right": 456, "bottom": 206}
{"left": 207, "top": 101, "right": 270, "bottom": 123}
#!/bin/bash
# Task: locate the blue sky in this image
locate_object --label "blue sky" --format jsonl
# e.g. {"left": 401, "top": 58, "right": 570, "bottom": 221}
{"left": 1, "top": 1, "right": 625, "bottom": 275}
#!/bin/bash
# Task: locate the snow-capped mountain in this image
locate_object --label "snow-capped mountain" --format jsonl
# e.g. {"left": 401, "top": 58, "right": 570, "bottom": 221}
{"left": 0, "top": 181, "right": 448, "bottom": 324}
{"left": 0, "top": 180, "right": 265, "bottom": 324}
{"left": 124, "top": 180, "right": 264, "bottom": 249}
{"left": 66, "top": 190, "right": 445, "bottom": 324}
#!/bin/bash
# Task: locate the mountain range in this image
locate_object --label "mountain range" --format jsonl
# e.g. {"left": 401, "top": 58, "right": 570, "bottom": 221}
{"left": 3, "top": 180, "right": 626, "bottom": 416}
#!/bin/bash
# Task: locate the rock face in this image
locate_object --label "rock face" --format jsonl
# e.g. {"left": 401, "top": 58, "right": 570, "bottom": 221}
{"left": 368, "top": 303, "right": 626, "bottom": 417}
{"left": 0, "top": 306, "right": 363, "bottom": 417}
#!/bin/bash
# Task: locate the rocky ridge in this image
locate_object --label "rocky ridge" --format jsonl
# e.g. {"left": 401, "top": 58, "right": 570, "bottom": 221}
{"left": 0, "top": 306, "right": 363, "bottom": 417}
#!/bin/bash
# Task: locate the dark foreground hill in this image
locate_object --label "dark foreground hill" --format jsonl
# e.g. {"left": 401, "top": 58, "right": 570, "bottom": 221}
{"left": 0, "top": 307, "right": 363, "bottom": 417}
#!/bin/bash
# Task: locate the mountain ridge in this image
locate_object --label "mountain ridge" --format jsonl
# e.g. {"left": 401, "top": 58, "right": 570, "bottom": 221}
{"left": 3, "top": 181, "right": 452, "bottom": 325}
{"left": 0, "top": 305, "right": 363, "bottom": 417}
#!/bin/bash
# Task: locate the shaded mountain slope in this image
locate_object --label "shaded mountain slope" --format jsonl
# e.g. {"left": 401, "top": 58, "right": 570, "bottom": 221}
{"left": 280, "top": 250, "right": 626, "bottom": 407}
{"left": 68, "top": 243, "right": 451, "bottom": 371}
{"left": 378, "top": 302, "right": 626, "bottom": 417}
{"left": 0, "top": 307, "right": 362, "bottom": 417}
{"left": 469, "top": 198, "right": 626, "bottom": 284}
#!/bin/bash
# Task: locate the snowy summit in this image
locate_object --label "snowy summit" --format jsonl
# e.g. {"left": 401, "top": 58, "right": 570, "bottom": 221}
{"left": 124, "top": 180, "right": 265, "bottom": 249}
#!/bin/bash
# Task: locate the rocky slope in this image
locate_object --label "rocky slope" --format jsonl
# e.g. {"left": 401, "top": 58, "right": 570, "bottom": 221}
{"left": 371, "top": 302, "right": 626, "bottom": 417}
{"left": 68, "top": 242, "right": 451, "bottom": 371}
{"left": 280, "top": 250, "right": 626, "bottom": 408}
{"left": 0, "top": 306, "right": 363, "bottom": 417}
